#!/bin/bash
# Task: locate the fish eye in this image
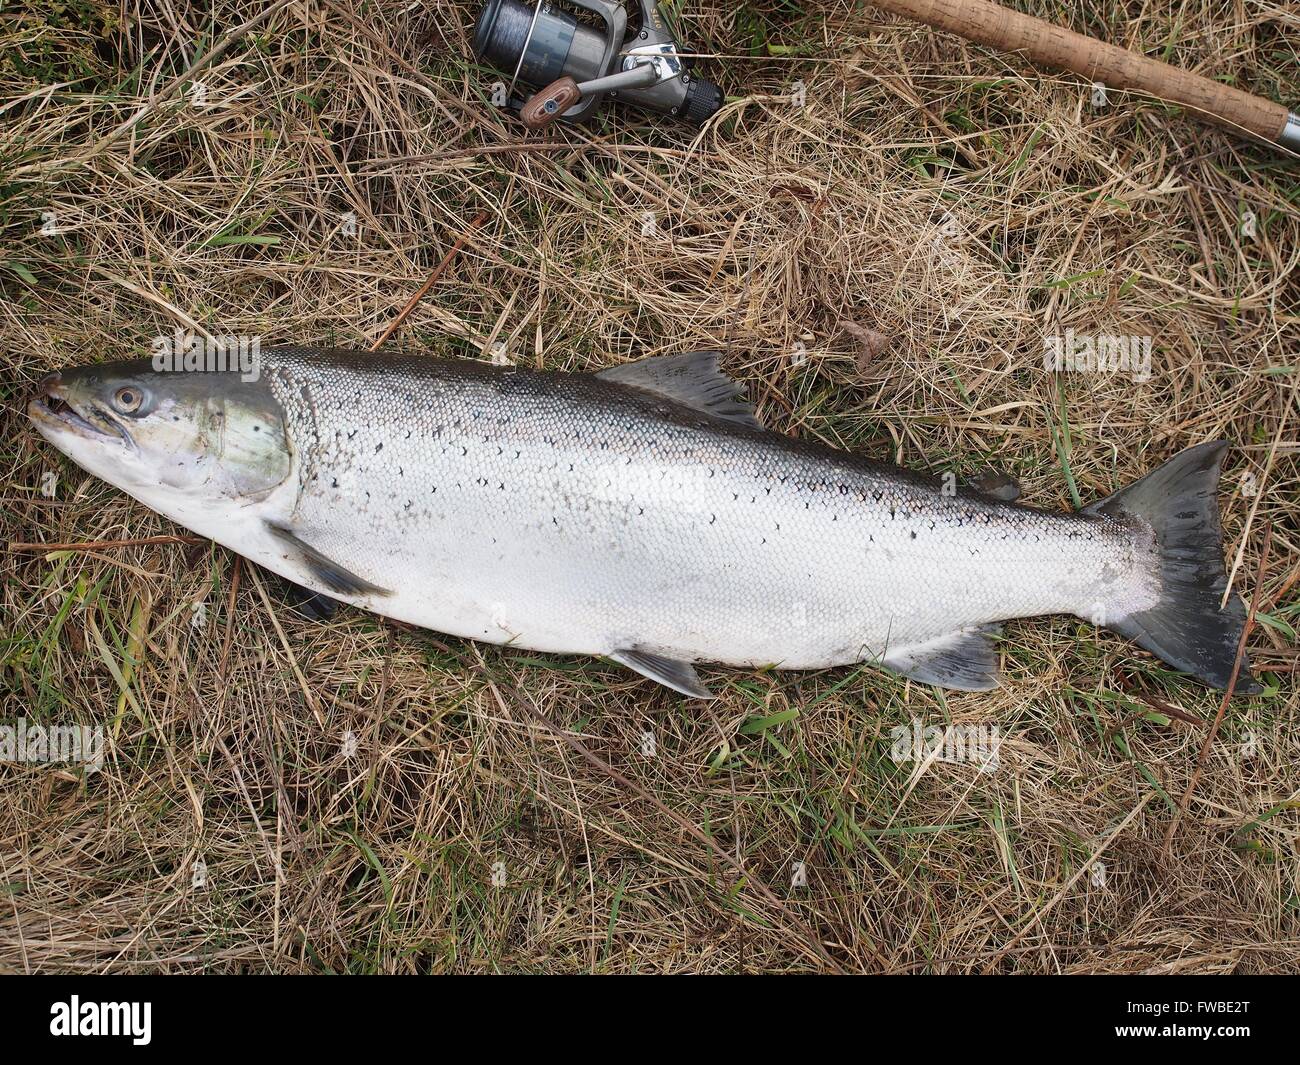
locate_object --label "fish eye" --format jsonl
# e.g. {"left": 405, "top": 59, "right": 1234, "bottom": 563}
{"left": 113, "top": 386, "right": 144, "bottom": 413}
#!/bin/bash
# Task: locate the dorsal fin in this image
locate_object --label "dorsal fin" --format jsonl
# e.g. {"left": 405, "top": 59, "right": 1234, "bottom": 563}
{"left": 968, "top": 469, "right": 1021, "bottom": 502}
{"left": 597, "top": 351, "right": 761, "bottom": 429}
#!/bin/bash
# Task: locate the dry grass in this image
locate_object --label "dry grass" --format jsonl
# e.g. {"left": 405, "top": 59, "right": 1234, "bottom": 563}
{"left": 1, "top": 0, "right": 1297, "bottom": 973}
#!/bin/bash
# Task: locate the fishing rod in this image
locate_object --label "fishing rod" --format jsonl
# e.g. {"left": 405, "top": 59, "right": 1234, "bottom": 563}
{"left": 469, "top": 0, "right": 1298, "bottom": 153}
{"left": 869, "top": 0, "right": 1299, "bottom": 152}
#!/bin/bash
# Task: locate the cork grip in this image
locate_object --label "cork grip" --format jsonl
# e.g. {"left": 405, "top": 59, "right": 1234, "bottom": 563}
{"left": 870, "top": 0, "right": 1291, "bottom": 143}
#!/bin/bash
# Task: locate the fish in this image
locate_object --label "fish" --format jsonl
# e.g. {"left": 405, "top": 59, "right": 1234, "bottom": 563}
{"left": 28, "top": 346, "right": 1260, "bottom": 698}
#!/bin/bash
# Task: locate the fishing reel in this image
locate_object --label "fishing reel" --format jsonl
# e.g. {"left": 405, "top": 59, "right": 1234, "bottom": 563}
{"left": 472, "top": 0, "right": 724, "bottom": 129}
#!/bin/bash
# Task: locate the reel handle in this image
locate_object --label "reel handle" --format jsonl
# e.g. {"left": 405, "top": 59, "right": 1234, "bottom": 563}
{"left": 521, "top": 64, "right": 662, "bottom": 129}
{"left": 520, "top": 77, "right": 583, "bottom": 129}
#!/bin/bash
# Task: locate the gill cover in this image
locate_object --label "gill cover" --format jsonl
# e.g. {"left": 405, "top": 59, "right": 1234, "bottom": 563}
{"left": 35, "top": 358, "right": 292, "bottom": 501}
{"left": 205, "top": 379, "right": 293, "bottom": 498}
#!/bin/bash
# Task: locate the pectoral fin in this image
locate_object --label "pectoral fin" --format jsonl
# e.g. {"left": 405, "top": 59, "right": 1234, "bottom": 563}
{"left": 609, "top": 648, "right": 714, "bottom": 699}
{"left": 264, "top": 521, "right": 391, "bottom": 598}
{"left": 882, "top": 624, "right": 1003, "bottom": 691}
{"left": 280, "top": 577, "right": 343, "bottom": 621}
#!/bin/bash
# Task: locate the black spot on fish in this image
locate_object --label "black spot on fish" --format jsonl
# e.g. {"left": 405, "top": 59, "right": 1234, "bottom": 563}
{"left": 348, "top": 430, "right": 356, "bottom": 440}
{"left": 910, "top": 531, "right": 917, "bottom": 539}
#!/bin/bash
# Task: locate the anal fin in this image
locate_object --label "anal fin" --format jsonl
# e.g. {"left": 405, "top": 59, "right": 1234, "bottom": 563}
{"left": 882, "top": 624, "right": 1003, "bottom": 691}
{"left": 609, "top": 648, "right": 714, "bottom": 699}
{"left": 265, "top": 521, "right": 391, "bottom": 598}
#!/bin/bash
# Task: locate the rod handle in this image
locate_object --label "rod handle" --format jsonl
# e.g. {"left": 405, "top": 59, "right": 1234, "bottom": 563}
{"left": 870, "top": 0, "right": 1297, "bottom": 147}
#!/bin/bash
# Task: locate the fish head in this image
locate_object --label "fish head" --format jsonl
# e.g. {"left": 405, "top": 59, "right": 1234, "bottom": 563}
{"left": 29, "top": 359, "right": 292, "bottom": 501}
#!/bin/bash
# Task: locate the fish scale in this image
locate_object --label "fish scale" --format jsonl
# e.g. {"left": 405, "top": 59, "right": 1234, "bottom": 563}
{"left": 263, "top": 348, "right": 1152, "bottom": 669}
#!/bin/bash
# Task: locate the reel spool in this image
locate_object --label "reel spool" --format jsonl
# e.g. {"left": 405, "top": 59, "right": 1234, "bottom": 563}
{"left": 472, "top": 0, "right": 724, "bottom": 129}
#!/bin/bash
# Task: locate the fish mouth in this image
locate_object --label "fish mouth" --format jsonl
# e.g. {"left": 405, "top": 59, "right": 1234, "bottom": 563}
{"left": 28, "top": 373, "right": 133, "bottom": 448}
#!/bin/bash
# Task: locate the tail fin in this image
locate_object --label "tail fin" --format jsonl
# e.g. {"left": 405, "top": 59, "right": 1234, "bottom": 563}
{"left": 1083, "top": 441, "right": 1260, "bottom": 694}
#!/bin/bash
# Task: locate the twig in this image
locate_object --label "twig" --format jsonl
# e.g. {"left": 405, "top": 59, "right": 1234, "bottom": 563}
{"left": 247, "top": 565, "right": 324, "bottom": 729}
{"left": 1163, "top": 522, "right": 1272, "bottom": 852}
{"left": 982, "top": 791, "right": 1156, "bottom": 972}
{"left": 368, "top": 211, "right": 489, "bottom": 353}
{"left": 218, "top": 556, "right": 243, "bottom": 677}
{"left": 9, "top": 534, "right": 204, "bottom": 553}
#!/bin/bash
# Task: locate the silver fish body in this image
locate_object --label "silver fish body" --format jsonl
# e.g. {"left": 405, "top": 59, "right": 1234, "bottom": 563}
{"left": 30, "top": 347, "right": 1258, "bottom": 696}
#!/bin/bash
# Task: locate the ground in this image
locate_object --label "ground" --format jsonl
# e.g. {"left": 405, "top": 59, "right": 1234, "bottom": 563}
{"left": 1, "top": 0, "right": 1296, "bottom": 973}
